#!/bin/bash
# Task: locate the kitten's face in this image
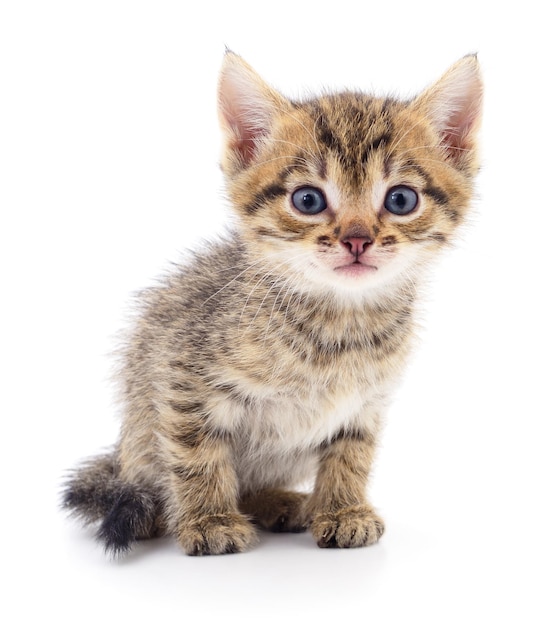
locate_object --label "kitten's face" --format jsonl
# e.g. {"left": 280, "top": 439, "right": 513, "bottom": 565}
{"left": 219, "top": 55, "right": 482, "bottom": 299}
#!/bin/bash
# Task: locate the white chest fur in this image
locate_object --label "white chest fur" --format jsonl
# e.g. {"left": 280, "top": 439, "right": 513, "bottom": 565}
{"left": 206, "top": 375, "right": 387, "bottom": 491}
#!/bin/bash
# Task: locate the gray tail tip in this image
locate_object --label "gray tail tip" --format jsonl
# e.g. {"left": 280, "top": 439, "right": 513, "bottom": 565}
{"left": 95, "top": 489, "right": 158, "bottom": 556}
{"left": 96, "top": 521, "right": 134, "bottom": 557}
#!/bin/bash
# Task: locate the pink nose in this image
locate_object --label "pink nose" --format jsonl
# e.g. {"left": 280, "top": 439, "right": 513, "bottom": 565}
{"left": 342, "top": 236, "right": 373, "bottom": 257}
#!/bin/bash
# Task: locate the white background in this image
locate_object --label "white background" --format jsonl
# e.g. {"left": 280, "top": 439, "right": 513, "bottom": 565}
{"left": 2, "top": 1, "right": 557, "bottom": 624}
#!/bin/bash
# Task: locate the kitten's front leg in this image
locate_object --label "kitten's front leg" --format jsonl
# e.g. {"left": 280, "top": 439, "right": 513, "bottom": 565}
{"left": 162, "top": 412, "right": 257, "bottom": 556}
{"left": 307, "top": 428, "right": 384, "bottom": 549}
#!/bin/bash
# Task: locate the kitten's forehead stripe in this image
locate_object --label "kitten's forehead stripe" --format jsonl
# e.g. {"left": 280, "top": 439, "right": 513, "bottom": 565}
{"left": 315, "top": 110, "right": 345, "bottom": 157}
{"left": 301, "top": 95, "right": 398, "bottom": 189}
{"left": 317, "top": 157, "right": 327, "bottom": 179}
{"left": 372, "top": 132, "right": 392, "bottom": 151}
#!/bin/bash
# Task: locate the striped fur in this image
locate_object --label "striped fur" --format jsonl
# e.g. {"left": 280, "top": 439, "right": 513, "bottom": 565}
{"left": 62, "top": 52, "right": 482, "bottom": 555}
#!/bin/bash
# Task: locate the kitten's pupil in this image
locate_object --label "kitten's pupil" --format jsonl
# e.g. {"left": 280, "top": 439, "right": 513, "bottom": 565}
{"left": 292, "top": 187, "right": 327, "bottom": 215}
{"left": 303, "top": 194, "right": 314, "bottom": 208}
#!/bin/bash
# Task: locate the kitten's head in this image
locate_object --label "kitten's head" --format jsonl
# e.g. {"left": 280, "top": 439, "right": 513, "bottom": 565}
{"left": 218, "top": 52, "right": 482, "bottom": 300}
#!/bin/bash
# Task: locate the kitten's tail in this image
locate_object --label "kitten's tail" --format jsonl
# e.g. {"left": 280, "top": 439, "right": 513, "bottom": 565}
{"left": 61, "top": 451, "right": 162, "bottom": 556}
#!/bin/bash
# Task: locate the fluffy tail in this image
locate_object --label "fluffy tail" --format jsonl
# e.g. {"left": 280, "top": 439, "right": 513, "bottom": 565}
{"left": 62, "top": 451, "right": 162, "bottom": 556}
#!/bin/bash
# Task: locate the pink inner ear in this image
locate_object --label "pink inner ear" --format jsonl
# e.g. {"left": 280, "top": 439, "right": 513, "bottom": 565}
{"left": 219, "top": 83, "right": 256, "bottom": 168}
{"left": 442, "top": 104, "right": 478, "bottom": 155}
{"left": 233, "top": 124, "right": 266, "bottom": 168}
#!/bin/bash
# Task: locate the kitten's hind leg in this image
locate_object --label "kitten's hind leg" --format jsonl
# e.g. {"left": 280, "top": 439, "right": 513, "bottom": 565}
{"left": 240, "top": 488, "right": 309, "bottom": 533}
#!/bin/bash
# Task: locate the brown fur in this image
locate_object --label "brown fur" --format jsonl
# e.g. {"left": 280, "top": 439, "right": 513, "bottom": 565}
{"left": 62, "top": 52, "right": 482, "bottom": 556}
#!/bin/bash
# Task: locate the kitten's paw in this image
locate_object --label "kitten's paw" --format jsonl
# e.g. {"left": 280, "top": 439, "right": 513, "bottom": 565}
{"left": 311, "top": 505, "right": 384, "bottom": 549}
{"left": 178, "top": 513, "right": 258, "bottom": 556}
{"left": 240, "top": 489, "right": 309, "bottom": 533}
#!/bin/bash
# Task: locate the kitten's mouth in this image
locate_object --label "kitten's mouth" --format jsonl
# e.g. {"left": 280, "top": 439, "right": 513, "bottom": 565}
{"left": 334, "top": 261, "right": 378, "bottom": 277}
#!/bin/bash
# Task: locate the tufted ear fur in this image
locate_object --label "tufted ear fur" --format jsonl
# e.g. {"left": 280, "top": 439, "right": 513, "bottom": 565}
{"left": 218, "top": 51, "right": 291, "bottom": 176}
{"left": 412, "top": 55, "right": 483, "bottom": 171}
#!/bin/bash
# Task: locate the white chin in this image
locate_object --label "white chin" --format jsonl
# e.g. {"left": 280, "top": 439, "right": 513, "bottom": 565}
{"left": 333, "top": 263, "right": 379, "bottom": 279}
{"left": 305, "top": 263, "right": 395, "bottom": 296}
{"left": 284, "top": 254, "right": 417, "bottom": 299}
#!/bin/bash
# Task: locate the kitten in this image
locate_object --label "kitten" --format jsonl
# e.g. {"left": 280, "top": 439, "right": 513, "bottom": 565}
{"left": 62, "top": 52, "right": 482, "bottom": 556}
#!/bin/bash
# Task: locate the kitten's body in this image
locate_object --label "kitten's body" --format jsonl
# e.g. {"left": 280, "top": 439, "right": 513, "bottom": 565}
{"left": 122, "top": 235, "right": 413, "bottom": 490}
{"left": 63, "top": 53, "right": 482, "bottom": 555}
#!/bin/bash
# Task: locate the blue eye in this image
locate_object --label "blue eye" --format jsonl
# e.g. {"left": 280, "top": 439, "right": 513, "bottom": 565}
{"left": 292, "top": 187, "right": 327, "bottom": 215}
{"left": 384, "top": 186, "right": 419, "bottom": 216}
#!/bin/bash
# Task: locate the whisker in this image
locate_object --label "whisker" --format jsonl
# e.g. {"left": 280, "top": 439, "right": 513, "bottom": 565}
{"left": 277, "top": 260, "right": 314, "bottom": 331}
{"left": 202, "top": 249, "right": 296, "bottom": 306}
{"left": 239, "top": 251, "right": 314, "bottom": 340}
{"left": 261, "top": 255, "right": 313, "bottom": 342}
{"left": 238, "top": 263, "right": 283, "bottom": 332}
{"left": 237, "top": 257, "right": 296, "bottom": 335}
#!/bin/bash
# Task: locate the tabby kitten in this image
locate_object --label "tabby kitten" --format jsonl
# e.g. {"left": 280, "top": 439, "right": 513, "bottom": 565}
{"left": 63, "top": 52, "right": 482, "bottom": 556}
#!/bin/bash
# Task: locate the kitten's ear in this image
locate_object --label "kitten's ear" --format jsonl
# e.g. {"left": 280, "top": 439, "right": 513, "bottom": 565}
{"left": 412, "top": 55, "right": 483, "bottom": 170}
{"left": 218, "top": 52, "right": 290, "bottom": 175}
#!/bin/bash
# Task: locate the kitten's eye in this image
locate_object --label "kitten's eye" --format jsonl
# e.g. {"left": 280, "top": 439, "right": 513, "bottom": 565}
{"left": 292, "top": 187, "right": 327, "bottom": 215}
{"left": 384, "top": 186, "right": 419, "bottom": 216}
